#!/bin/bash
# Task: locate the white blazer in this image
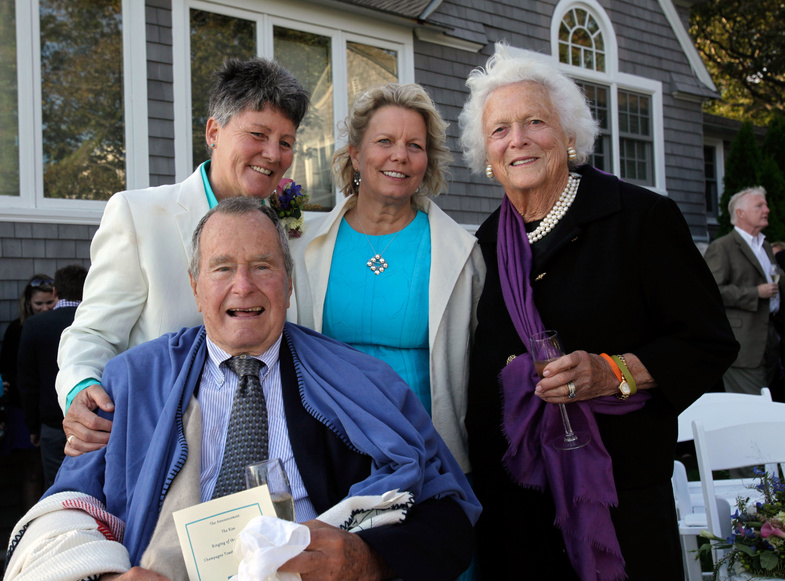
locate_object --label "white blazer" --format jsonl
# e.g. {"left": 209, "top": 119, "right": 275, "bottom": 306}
{"left": 288, "top": 195, "right": 486, "bottom": 472}
{"left": 56, "top": 169, "right": 208, "bottom": 409}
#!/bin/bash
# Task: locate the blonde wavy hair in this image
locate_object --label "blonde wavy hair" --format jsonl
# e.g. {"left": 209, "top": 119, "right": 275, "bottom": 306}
{"left": 332, "top": 83, "right": 452, "bottom": 200}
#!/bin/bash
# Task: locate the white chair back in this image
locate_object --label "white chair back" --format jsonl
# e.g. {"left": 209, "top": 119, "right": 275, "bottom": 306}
{"left": 693, "top": 408, "right": 785, "bottom": 537}
{"left": 677, "top": 388, "right": 772, "bottom": 442}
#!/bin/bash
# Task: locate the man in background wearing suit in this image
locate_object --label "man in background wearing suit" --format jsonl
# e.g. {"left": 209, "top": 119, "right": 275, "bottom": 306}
{"left": 18, "top": 264, "right": 88, "bottom": 488}
{"left": 705, "top": 187, "right": 783, "bottom": 395}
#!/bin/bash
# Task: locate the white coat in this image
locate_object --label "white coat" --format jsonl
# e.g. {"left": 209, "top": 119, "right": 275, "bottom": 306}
{"left": 56, "top": 169, "right": 207, "bottom": 409}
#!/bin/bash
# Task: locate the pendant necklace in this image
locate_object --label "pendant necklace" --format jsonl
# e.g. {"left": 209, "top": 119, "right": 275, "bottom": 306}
{"left": 354, "top": 211, "right": 408, "bottom": 276}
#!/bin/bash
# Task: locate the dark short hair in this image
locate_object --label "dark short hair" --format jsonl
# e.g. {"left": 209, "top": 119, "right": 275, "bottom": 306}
{"left": 54, "top": 264, "right": 88, "bottom": 302}
{"left": 208, "top": 57, "right": 310, "bottom": 129}
{"left": 189, "top": 197, "right": 293, "bottom": 281}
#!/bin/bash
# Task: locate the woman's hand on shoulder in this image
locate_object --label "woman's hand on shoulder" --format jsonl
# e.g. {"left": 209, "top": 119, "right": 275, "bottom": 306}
{"left": 534, "top": 351, "right": 619, "bottom": 403}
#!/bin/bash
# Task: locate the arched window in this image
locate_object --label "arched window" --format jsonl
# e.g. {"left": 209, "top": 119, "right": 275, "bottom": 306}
{"left": 558, "top": 6, "right": 605, "bottom": 72}
{"left": 549, "top": 0, "right": 665, "bottom": 191}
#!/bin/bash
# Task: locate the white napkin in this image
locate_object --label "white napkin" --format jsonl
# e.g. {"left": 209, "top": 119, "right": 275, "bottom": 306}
{"left": 230, "top": 516, "right": 310, "bottom": 581}
{"left": 318, "top": 490, "right": 413, "bottom": 532}
{"left": 231, "top": 490, "right": 414, "bottom": 580}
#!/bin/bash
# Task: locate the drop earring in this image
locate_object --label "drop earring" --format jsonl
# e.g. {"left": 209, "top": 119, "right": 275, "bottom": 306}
{"left": 353, "top": 171, "right": 362, "bottom": 188}
{"left": 485, "top": 164, "right": 494, "bottom": 179}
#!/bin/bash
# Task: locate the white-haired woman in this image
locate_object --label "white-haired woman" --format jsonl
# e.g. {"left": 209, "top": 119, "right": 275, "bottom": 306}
{"left": 290, "top": 83, "right": 484, "bottom": 481}
{"left": 459, "top": 44, "right": 737, "bottom": 580}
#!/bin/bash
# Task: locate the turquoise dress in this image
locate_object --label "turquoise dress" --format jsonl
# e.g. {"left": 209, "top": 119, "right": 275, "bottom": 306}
{"left": 323, "top": 212, "right": 432, "bottom": 414}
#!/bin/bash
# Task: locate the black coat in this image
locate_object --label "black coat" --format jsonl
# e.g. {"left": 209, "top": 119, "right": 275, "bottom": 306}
{"left": 18, "top": 307, "right": 76, "bottom": 433}
{"left": 467, "top": 165, "right": 738, "bottom": 580}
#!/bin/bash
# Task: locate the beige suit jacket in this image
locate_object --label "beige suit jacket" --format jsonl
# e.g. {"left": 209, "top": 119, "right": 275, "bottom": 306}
{"left": 56, "top": 169, "right": 208, "bottom": 409}
{"left": 705, "top": 228, "right": 781, "bottom": 368}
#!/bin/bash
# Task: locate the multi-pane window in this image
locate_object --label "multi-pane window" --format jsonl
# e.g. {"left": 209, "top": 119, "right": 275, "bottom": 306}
{"left": 184, "top": 3, "right": 406, "bottom": 211}
{"left": 558, "top": 7, "right": 605, "bottom": 72}
{"left": 618, "top": 90, "right": 652, "bottom": 186}
{"left": 575, "top": 81, "right": 610, "bottom": 172}
{"left": 704, "top": 145, "right": 719, "bottom": 217}
{"left": 2, "top": 0, "right": 142, "bottom": 216}
{"left": 556, "top": 2, "right": 658, "bottom": 188}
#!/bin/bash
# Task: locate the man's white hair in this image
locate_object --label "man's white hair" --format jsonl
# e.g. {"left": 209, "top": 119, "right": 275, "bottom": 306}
{"left": 728, "top": 186, "right": 766, "bottom": 225}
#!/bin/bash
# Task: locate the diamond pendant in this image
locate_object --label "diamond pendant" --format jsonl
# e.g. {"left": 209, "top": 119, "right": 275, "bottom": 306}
{"left": 366, "top": 254, "right": 388, "bottom": 275}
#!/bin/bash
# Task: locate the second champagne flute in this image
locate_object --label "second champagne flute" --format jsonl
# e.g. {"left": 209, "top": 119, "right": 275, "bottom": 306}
{"left": 529, "top": 330, "right": 590, "bottom": 451}
{"left": 245, "top": 458, "right": 295, "bottom": 522}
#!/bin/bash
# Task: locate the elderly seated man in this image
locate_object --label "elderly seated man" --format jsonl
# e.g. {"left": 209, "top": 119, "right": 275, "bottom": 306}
{"left": 5, "top": 197, "right": 480, "bottom": 581}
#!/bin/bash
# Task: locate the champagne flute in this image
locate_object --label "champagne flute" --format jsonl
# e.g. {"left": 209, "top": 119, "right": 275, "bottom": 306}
{"left": 529, "top": 330, "right": 590, "bottom": 451}
{"left": 245, "top": 458, "right": 295, "bottom": 521}
{"left": 771, "top": 264, "right": 781, "bottom": 285}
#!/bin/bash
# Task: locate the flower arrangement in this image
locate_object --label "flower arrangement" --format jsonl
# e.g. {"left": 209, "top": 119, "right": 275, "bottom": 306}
{"left": 269, "top": 178, "right": 309, "bottom": 238}
{"left": 700, "top": 469, "right": 785, "bottom": 579}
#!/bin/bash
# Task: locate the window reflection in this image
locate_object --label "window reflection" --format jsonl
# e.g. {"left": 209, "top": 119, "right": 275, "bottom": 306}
{"left": 0, "top": 0, "right": 19, "bottom": 197}
{"left": 190, "top": 9, "right": 256, "bottom": 171}
{"left": 346, "top": 42, "right": 397, "bottom": 106}
{"left": 41, "top": 0, "right": 125, "bottom": 200}
{"left": 274, "top": 27, "right": 334, "bottom": 210}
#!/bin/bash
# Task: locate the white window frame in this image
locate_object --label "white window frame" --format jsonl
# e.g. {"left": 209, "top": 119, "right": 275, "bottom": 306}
{"left": 3, "top": 0, "right": 148, "bottom": 224}
{"left": 172, "top": 0, "right": 415, "bottom": 210}
{"left": 703, "top": 136, "right": 724, "bottom": 224}
{"left": 548, "top": 0, "right": 667, "bottom": 195}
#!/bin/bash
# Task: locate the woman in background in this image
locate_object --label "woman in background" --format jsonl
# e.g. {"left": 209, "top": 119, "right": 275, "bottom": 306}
{"left": 0, "top": 274, "right": 56, "bottom": 510}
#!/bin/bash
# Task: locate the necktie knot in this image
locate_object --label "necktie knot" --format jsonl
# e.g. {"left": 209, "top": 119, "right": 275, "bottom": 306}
{"left": 226, "top": 355, "right": 263, "bottom": 380}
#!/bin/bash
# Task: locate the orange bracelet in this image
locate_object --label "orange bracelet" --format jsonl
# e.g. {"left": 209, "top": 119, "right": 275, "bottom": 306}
{"left": 600, "top": 353, "right": 623, "bottom": 382}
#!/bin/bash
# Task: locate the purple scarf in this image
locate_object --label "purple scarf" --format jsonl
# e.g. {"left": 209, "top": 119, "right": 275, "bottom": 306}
{"left": 497, "top": 195, "right": 650, "bottom": 581}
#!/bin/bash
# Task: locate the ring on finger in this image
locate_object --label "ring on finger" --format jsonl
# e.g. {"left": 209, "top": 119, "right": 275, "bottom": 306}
{"left": 567, "top": 381, "right": 576, "bottom": 399}
{"left": 67, "top": 434, "right": 75, "bottom": 446}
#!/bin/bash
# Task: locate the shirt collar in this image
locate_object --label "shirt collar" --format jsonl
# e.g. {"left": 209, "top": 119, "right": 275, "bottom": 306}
{"left": 200, "top": 160, "right": 219, "bottom": 209}
{"left": 54, "top": 299, "right": 81, "bottom": 310}
{"left": 735, "top": 225, "right": 766, "bottom": 249}
{"left": 204, "top": 333, "right": 283, "bottom": 386}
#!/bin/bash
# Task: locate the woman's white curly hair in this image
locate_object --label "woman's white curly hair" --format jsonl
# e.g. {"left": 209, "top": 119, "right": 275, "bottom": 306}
{"left": 458, "top": 42, "right": 599, "bottom": 174}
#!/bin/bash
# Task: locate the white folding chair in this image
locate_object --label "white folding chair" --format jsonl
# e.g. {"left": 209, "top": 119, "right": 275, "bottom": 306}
{"left": 673, "top": 388, "right": 774, "bottom": 580}
{"left": 693, "top": 409, "right": 785, "bottom": 578}
{"left": 677, "top": 388, "right": 772, "bottom": 443}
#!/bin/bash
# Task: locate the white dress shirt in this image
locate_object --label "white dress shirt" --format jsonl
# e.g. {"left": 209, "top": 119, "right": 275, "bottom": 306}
{"left": 198, "top": 334, "right": 318, "bottom": 522}
{"left": 735, "top": 226, "right": 780, "bottom": 314}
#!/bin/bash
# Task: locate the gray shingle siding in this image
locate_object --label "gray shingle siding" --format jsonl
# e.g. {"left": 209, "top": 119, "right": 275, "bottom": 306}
{"left": 147, "top": 0, "right": 176, "bottom": 187}
{"left": 0, "top": 223, "right": 94, "bottom": 346}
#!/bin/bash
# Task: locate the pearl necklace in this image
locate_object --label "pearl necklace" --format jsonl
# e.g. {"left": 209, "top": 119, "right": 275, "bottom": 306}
{"left": 527, "top": 173, "right": 581, "bottom": 244}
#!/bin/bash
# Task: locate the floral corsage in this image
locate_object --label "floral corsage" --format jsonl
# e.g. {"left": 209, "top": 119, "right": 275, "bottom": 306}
{"left": 269, "top": 178, "right": 308, "bottom": 238}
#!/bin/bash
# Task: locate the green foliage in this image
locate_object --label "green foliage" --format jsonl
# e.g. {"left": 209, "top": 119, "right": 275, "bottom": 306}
{"left": 719, "top": 118, "right": 785, "bottom": 241}
{"left": 40, "top": 0, "right": 125, "bottom": 201}
{"left": 759, "top": 155, "right": 785, "bottom": 242}
{"left": 691, "top": 0, "right": 785, "bottom": 125}
{"left": 0, "top": 0, "right": 19, "bottom": 197}
{"left": 718, "top": 123, "right": 762, "bottom": 235}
